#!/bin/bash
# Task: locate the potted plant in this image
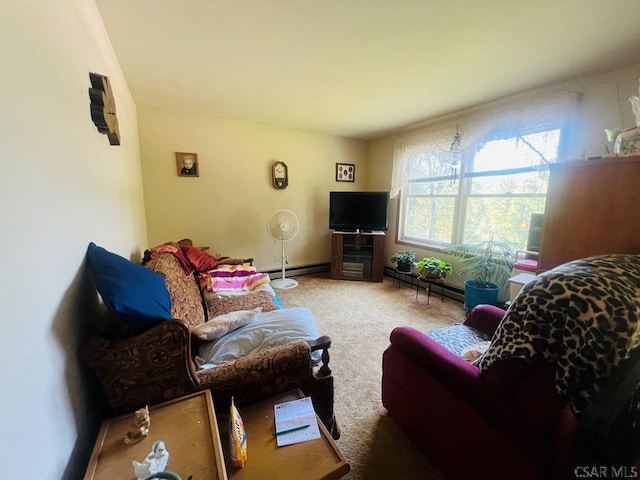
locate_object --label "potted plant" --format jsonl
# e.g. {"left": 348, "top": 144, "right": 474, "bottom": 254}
{"left": 390, "top": 250, "right": 416, "bottom": 273}
{"left": 445, "top": 239, "right": 515, "bottom": 311}
{"left": 415, "top": 256, "right": 453, "bottom": 279}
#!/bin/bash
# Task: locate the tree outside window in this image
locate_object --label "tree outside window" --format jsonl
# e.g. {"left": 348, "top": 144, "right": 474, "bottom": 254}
{"left": 398, "top": 128, "right": 562, "bottom": 250}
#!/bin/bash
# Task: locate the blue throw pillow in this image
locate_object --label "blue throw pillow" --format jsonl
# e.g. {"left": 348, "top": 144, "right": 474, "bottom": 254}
{"left": 87, "top": 242, "right": 172, "bottom": 330}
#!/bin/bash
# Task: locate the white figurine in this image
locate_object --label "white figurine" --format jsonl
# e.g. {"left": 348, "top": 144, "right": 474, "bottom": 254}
{"left": 133, "top": 440, "right": 169, "bottom": 480}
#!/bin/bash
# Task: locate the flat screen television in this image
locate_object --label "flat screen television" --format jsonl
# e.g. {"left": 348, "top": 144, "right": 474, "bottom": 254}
{"left": 329, "top": 191, "right": 389, "bottom": 232}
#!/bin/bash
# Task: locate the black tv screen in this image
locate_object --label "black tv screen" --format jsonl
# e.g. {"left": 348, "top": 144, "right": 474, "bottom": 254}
{"left": 329, "top": 191, "right": 389, "bottom": 232}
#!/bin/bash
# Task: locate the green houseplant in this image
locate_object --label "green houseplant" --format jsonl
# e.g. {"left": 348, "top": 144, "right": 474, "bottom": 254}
{"left": 415, "top": 256, "right": 453, "bottom": 279}
{"left": 445, "top": 239, "right": 515, "bottom": 311}
{"left": 390, "top": 250, "right": 416, "bottom": 273}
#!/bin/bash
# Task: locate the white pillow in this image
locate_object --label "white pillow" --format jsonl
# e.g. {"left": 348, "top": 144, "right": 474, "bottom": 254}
{"left": 195, "top": 307, "right": 321, "bottom": 369}
{"left": 191, "top": 307, "right": 262, "bottom": 340}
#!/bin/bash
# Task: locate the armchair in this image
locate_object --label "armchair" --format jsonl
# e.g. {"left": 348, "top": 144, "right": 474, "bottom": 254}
{"left": 382, "top": 305, "right": 577, "bottom": 480}
{"left": 383, "top": 254, "right": 640, "bottom": 478}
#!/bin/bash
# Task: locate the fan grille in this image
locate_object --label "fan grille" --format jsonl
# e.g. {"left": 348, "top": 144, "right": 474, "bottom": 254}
{"left": 268, "top": 210, "right": 299, "bottom": 241}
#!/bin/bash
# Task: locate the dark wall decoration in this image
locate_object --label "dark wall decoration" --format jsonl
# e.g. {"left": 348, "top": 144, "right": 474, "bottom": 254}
{"left": 336, "top": 163, "right": 355, "bottom": 182}
{"left": 89, "top": 72, "right": 120, "bottom": 146}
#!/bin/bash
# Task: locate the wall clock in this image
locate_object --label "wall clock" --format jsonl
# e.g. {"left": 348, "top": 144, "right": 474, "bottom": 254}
{"left": 271, "top": 161, "right": 289, "bottom": 189}
{"left": 88, "top": 72, "right": 120, "bottom": 145}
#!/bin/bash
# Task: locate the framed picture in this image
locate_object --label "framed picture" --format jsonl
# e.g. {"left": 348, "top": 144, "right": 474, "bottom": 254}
{"left": 336, "top": 163, "right": 355, "bottom": 182}
{"left": 176, "top": 152, "right": 199, "bottom": 177}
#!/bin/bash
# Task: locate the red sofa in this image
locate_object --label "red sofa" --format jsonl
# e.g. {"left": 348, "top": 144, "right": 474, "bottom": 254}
{"left": 381, "top": 305, "right": 578, "bottom": 480}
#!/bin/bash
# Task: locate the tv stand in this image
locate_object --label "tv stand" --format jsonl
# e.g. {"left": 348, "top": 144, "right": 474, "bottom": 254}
{"left": 331, "top": 231, "right": 384, "bottom": 282}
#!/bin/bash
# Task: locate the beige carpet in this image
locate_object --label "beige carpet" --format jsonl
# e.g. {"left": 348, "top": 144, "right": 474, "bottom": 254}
{"left": 276, "top": 274, "right": 467, "bottom": 480}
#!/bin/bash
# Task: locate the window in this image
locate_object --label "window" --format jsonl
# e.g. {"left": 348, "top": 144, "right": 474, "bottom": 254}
{"left": 393, "top": 95, "right": 575, "bottom": 250}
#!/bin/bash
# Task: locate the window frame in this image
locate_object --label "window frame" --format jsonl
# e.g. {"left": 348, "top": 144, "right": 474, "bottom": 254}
{"left": 397, "top": 128, "right": 562, "bottom": 251}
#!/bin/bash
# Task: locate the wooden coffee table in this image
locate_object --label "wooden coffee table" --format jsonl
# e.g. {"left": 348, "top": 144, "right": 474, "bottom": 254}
{"left": 219, "top": 390, "right": 350, "bottom": 480}
{"left": 84, "top": 390, "right": 227, "bottom": 480}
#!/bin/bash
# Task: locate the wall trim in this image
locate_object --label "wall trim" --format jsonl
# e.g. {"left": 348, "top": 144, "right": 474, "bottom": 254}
{"left": 266, "top": 263, "right": 331, "bottom": 278}
{"left": 267, "top": 263, "right": 467, "bottom": 305}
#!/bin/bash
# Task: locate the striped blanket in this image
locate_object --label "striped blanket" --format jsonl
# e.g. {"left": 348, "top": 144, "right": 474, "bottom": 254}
{"left": 198, "top": 264, "right": 271, "bottom": 293}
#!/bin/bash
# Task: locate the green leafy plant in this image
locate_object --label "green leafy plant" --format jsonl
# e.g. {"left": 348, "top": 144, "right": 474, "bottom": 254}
{"left": 390, "top": 250, "right": 416, "bottom": 265}
{"left": 445, "top": 239, "right": 515, "bottom": 289}
{"left": 390, "top": 250, "right": 416, "bottom": 272}
{"left": 415, "top": 256, "right": 453, "bottom": 279}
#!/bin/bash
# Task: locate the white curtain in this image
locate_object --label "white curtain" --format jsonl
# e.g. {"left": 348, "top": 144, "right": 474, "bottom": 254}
{"left": 391, "top": 126, "right": 458, "bottom": 198}
{"left": 390, "top": 92, "right": 578, "bottom": 198}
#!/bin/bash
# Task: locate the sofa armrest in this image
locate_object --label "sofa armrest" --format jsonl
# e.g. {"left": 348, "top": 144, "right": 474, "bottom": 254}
{"left": 83, "top": 318, "right": 199, "bottom": 414}
{"left": 464, "top": 304, "right": 506, "bottom": 335}
{"left": 196, "top": 339, "right": 313, "bottom": 404}
{"left": 197, "top": 338, "right": 339, "bottom": 437}
{"left": 308, "top": 335, "right": 332, "bottom": 377}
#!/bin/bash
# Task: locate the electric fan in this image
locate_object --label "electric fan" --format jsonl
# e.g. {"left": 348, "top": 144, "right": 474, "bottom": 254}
{"left": 267, "top": 209, "right": 300, "bottom": 289}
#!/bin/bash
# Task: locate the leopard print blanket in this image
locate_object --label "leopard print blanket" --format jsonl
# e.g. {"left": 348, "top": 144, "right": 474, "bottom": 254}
{"left": 478, "top": 254, "right": 640, "bottom": 414}
{"left": 478, "top": 254, "right": 640, "bottom": 464}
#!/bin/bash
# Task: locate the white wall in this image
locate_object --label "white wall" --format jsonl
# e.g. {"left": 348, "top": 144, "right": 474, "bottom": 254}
{"left": 0, "top": 1, "right": 147, "bottom": 478}
{"left": 368, "top": 65, "right": 640, "bottom": 291}
{"left": 137, "top": 107, "right": 366, "bottom": 271}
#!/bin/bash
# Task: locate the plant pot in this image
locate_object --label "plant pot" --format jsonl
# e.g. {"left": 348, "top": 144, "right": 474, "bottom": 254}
{"left": 396, "top": 261, "right": 413, "bottom": 273}
{"left": 464, "top": 279, "right": 500, "bottom": 312}
{"left": 421, "top": 273, "right": 442, "bottom": 280}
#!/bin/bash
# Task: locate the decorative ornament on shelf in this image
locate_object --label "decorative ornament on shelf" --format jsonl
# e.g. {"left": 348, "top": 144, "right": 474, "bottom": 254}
{"left": 124, "top": 405, "right": 150, "bottom": 445}
{"left": 133, "top": 440, "right": 170, "bottom": 480}
{"left": 614, "top": 127, "right": 640, "bottom": 156}
{"left": 631, "top": 89, "right": 640, "bottom": 125}
{"left": 606, "top": 79, "right": 640, "bottom": 157}
{"left": 604, "top": 127, "right": 622, "bottom": 156}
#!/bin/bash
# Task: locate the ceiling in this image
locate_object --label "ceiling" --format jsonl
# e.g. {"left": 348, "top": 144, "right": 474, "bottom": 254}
{"left": 96, "top": 0, "right": 640, "bottom": 140}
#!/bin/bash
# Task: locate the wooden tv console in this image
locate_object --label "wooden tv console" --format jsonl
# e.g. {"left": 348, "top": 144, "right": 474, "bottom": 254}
{"left": 330, "top": 231, "right": 385, "bottom": 282}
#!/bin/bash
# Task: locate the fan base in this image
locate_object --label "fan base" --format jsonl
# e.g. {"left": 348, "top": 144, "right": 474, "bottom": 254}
{"left": 271, "top": 278, "right": 298, "bottom": 290}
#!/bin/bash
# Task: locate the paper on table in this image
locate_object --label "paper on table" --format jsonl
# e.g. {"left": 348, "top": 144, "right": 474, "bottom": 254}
{"left": 273, "top": 397, "right": 321, "bottom": 447}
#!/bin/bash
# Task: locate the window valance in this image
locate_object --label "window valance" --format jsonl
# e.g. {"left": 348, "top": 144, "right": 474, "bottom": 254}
{"left": 391, "top": 92, "right": 578, "bottom": 198}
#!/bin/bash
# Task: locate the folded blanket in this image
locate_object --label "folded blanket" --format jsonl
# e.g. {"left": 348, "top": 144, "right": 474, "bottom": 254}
{"left": 198, "top": 265, "right": 271, "bottom": 293}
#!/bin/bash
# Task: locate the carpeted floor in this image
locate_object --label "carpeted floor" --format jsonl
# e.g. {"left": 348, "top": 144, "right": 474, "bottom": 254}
{"left": 275, "top": 274, "right": 466, "bottom": 480}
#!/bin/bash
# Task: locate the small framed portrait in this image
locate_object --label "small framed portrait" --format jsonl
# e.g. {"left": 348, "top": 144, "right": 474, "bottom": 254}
{"left": 336, "top": 163, "right": 355, "bottom": 182}
{"left": 176, "top": 152, "right": 199, "bottom": 177}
